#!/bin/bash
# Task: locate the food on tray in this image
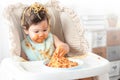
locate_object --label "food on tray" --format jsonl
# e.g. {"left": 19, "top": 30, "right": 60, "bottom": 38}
{"left": 47, "top": 51, "right": 78, "bottom": 68}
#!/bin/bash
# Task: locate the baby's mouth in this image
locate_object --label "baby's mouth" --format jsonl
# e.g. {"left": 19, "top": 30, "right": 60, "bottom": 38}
{"left": 36, "top": 37, "right": 45, "bottom": 43}
{"left": 32, "top": 36, "right": 45, "bottom": 43}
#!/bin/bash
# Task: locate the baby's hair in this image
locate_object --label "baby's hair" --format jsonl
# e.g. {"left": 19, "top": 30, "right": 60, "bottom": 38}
{"left": 21, "top": 2, "right": 50, "bottom": 30}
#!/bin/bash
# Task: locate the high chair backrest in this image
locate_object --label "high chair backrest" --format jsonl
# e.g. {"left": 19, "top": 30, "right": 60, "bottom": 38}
{"left": 3, "top": 0, "right": 89, "bottom": 57}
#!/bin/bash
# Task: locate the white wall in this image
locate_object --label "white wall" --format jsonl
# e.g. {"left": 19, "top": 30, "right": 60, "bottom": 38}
{"left": 60, "top": 0, "right": 120, "bottom": 15}
{"left": 0, "top": 0, "right": 120, "bottom": 62}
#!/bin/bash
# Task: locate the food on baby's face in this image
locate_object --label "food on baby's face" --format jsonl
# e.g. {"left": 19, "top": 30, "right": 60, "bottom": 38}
{"left": 47, "top": 52, "right": 78, "bottom": 68}
{"left": 32, "top": 34, "right": 45, "bottom": 43}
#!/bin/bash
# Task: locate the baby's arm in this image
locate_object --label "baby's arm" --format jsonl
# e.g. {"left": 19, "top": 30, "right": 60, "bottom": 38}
{"left": 20, "top": 51, "right": 29, "bottom": 61}
{"left": 12, "top": 52, "right": 28, "bottom": 62}
{"left": 53, "top": 34, "right": 69, "bottom": 57}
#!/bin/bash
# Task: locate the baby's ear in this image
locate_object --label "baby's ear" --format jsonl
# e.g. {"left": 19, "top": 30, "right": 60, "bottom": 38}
{"left": 24, "top": 30, "right": 28, "bottom": 34}
{"left": 22, "top": 26, "right": 28, "bottom": 34}
{"left": 23, "top": 29, "right": 29, "bottom": 34}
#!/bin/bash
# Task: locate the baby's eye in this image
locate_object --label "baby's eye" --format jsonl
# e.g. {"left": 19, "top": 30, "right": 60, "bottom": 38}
{"left": 43, "top": 29, "right": 47, "bottom": 32}
{"left": 34, "top": 31, "right": 39, "bottom": 33}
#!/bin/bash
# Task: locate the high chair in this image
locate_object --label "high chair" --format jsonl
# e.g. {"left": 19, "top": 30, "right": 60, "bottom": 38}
{"left": 0, "top": 0, "right": 110, "bottom": 80}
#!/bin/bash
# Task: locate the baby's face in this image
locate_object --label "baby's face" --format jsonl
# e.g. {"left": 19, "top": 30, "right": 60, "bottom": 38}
{"left": 27, "top": 20, "right": 49, "bottom": 43}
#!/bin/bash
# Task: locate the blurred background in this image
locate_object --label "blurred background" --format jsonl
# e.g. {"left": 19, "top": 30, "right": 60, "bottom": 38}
{"left": 0, "top": 0, "right": 120, "bottom": 80}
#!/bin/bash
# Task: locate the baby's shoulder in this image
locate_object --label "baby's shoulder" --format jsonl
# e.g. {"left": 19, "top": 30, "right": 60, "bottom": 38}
{"left": 21, "top": 37, "right": 29, "bottom": 46}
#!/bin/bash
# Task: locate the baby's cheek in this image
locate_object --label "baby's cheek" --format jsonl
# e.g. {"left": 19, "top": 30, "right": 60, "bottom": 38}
{"left": 45, "top": 34, "right": 48, "bottom": 39}
{"left": 32, "top": 35, "right": 38, "bottom": 41}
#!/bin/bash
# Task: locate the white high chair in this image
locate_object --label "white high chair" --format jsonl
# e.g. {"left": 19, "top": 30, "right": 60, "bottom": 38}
{"left": 0, "top": 0, "right": 110, "bottom": 80}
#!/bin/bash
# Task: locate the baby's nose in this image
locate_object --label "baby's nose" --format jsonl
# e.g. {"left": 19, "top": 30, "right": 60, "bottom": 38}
{"left": 38, "top": 32, "right": 44, "bottom": 37}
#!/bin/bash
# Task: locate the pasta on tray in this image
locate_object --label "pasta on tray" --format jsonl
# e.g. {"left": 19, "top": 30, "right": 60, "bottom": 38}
{"left": 47, "top": 49, "right": 78, "bottom": 68}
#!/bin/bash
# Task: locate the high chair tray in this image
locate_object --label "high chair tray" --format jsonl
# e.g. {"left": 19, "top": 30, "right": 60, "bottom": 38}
{"left": 19, "top": 58, "right": 84, "bottom": 72}
{"left": 1, "top": 52, "right": 110, "bottom": 80}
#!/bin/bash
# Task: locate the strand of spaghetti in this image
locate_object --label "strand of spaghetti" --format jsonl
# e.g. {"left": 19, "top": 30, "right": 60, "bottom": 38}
{"left": 47, "top": 48, "right": 78, "bottom": 68}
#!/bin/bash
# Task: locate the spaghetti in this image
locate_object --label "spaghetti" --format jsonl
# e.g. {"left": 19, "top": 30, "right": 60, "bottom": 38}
{"left": 47, "top": 49, "right": 78, "bottom": 68}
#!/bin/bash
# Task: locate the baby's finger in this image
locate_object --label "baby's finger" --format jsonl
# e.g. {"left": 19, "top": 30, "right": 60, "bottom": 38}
{"left": 59, "top": 50, "right": 67, "bottom": 57}
{"left": 56, "top": 47, "right": 63, "bottom": 53}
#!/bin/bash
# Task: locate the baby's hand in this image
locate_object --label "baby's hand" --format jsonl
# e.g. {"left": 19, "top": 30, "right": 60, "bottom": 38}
{"left": 55, "top": 44, "right": 69, "bottom": 57}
